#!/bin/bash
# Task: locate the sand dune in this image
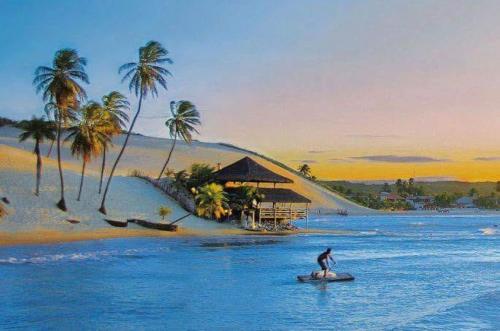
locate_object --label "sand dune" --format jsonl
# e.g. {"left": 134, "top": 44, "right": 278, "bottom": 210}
{"left": 0, "top": 126, "right": 372, "bottom": 214}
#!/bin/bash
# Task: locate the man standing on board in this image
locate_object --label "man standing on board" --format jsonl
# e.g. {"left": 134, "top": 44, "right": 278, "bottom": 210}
{"left": 317, "top": 248, "right": 336, "bottom": 278}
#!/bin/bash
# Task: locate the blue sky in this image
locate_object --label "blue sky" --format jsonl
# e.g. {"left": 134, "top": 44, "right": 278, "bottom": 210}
{"left": 0, "top": 1, "right": 499, "bottom": 180}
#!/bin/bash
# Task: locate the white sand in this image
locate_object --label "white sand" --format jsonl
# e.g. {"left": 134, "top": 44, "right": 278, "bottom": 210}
{"left": 0, "top": 126, "right": 374, "bottom": 214}
{"left": 0, "top": 144, "right": 236, "bottom": 244}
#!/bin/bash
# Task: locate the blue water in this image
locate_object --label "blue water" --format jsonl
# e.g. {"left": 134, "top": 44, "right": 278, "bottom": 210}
{"left": 0, "top": 215, "right": 499, "bottom": 330}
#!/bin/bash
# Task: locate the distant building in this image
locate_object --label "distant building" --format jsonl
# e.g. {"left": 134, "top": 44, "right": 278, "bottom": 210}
{"left": 406, "top": 196, "right": 435, "bottom": 210}
{"left": 379, "top": 192, "right": 403, "bottom": 202}
{"left": 455, "top": 196, "right": 476, "bottom": 208}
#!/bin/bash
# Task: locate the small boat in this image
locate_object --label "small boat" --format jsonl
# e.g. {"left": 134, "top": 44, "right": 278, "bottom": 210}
{"left": 65, "top": 218, "right": 80, "bottom": 224}
{"left": 128, "top": 219, "right": 178, "bottom": 232}
{"left": 104, "top": 219, "right": 128, "bottom": 228}
{"left": 297, "top": 272, "right": 354, "bottom": 283}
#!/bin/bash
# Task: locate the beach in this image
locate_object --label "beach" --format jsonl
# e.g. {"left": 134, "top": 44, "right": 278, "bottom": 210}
{"left": 0, "top": 125, "right": 375, "bottom": 246}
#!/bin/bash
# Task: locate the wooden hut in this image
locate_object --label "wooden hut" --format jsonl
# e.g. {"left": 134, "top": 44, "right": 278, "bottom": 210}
{"left": 214, "top": 157, "right": 311, "bottom": 228}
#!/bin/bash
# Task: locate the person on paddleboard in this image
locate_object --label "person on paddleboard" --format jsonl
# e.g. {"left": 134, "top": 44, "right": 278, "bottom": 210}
{"left": 317, "top": 248, "right": 336, "bottom": 278}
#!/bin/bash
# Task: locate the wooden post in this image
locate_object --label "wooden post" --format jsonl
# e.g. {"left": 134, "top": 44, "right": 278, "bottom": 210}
{"left": 306, "top": 203, "right": 309, "bottom": 230}
{"left": 273, "top": 202, "right": 277, "bottom": 230}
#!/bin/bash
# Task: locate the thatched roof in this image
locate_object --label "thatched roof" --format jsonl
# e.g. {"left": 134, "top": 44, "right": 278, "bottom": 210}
{"left": 258, "top": 188, "right": 311, "bottom": 204}
{"left": 214, "top": 157, "right": 293, "bottom": 184}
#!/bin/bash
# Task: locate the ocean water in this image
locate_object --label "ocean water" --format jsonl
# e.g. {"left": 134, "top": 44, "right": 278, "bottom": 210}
{"left": 0, "top": 215, "right": 498, "bottom": 330}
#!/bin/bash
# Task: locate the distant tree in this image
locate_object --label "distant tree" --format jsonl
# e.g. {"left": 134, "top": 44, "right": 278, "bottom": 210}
{"left": 18, "top": 116, "right": 56, "bottom": 196}
{"left": 297, "top": 164, "right": 312, "bottom": 178}
{"left": 468, "top": 188, "right": 478, "bottom": 197}
{"left": 382, "top": 182, "right": 391, "bottom": 193}
{"left": 496, "top": 181, "right": 500, "bottom": 193}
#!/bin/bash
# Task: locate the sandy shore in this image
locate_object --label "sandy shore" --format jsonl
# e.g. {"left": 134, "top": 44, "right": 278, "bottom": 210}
{"left": 1, "top": 144, "right": 353, "bottom": 247}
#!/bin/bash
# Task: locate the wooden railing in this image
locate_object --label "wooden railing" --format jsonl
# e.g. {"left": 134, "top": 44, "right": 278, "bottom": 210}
{"left": 258, "top": 207, "right": 307, "bottom": 222}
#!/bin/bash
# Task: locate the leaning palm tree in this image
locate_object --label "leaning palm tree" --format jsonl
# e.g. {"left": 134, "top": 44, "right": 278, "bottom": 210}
{"left": 66, "top": 102, "right": 111, "bottom": 201}
{"left": 99, "top": 41, "right": 172, "bottom": 214}
{"left": 98, "top": 91, "right": 130, "bottom": 194}
{"left": 157, "top": 101, "right": 200, "bottom": 180}
{"left": 18, "top": 116, "right": 56, "bottom": 196}
{"left": 33, "top": 49, "right": 89, "bottom": 211}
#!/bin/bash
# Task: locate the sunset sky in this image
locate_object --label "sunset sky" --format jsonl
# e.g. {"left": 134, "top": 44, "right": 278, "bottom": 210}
{"left": 0, "top": 0, "right": 498, "bottom": 181}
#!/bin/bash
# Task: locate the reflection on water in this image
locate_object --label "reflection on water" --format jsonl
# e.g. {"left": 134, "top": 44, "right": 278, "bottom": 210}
{"left": 200, "top": 239, "right": 282, "bottom": 248}
{"left": 0, "top": 215, "right": 498, "bottom": 330}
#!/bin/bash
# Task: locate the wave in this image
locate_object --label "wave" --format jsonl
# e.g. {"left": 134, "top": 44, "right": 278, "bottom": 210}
{"left": 0, "top": 247, "right": 171, "bottom": 265}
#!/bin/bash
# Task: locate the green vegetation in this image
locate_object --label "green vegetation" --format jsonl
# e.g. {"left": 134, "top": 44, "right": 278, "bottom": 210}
{"left": 195, "top": 183, "right": 229, "bottom": 220}
{"left": 157, "top": 101, "right": 201, "bottom": 180}
{"left": 17, "top": 116, "right": 56, "bottom": 196}
{"left": 0, "top": 116, "right": 17, "bottom": 127}
{"left": 158, "top": 206, "right": 172, "bottom": 221}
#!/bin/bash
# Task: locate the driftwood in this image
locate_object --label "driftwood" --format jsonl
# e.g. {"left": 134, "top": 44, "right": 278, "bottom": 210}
{"left": 65, "top": 219, "right": 80, "bottom": 224}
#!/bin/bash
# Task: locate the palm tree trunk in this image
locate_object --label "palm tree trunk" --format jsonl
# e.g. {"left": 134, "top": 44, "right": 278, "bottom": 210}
{"left": 157, "top": 134, "right": 177, "bottom": 180}
{"left": 34, "top": 140, "right": 41, "bottom": 196}
{"left": 99, "top": 92, "right": 143, "bottom": 214}
{"left": 56, "top": 114, "right": 67, "bottom": 211}
{"left": 98, "top": 148, "right": 106, "bottom": 194}
{"left": 46, "top": 139, "right": 54, "bottom": 157}
{"left": 77, "top": 159, "right": 86, "bottom": 201}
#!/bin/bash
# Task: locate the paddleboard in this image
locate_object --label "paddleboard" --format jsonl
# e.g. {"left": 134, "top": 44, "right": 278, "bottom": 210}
{"left": 297, "top": 272, "right": 354, "bottom": 282}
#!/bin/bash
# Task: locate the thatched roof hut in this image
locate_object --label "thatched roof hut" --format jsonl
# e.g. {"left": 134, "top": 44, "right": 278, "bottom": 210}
{"left": 214, "top": 157, "right": 293, "bottom": 184}
{"left": 257, "top": 188, "right": 311, "bottom": 204}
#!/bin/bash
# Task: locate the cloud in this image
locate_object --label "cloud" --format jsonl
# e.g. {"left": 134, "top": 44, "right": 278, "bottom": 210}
{"left": 292, "top": 159, "right": 318, "bottom": 163}
{"left": 345, "top": 134, "right": 402, "bottom": 139}
{"left": 350, "top": 155, "right": 449, "bottom": 163}
{"left": 307, "top": 150, "right": 330, "bottom": 154}
{"left": 328, "top": 158, "right": 352, "bottom": 163}
{"left": 474, "top": 156, "right": 500, "bottom": 161}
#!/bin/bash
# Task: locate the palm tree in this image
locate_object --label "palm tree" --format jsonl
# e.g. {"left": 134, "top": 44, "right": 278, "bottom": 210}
{"left": 158, "top": 206, "right": 172, "bottom": 221}
{"left": 99, "top": 41, "right": 172, "bottom": 214}
{"left": 195, "top": 183, "right": 229, "bottom": 220}
{"left": 297, "top": 163, "right": 311, "bottom": 178}
{"left": 98, "top": 91, "right": 130, "bottom": 194}
{"left": 33, "top": 49, "right": 89, "bottom": 211}
{"left": 157, "top": 101, "right": 200, "bottom": 180}
{"left": 66, "top": 102, "right": 111, "bottom": 201}
{"left": 18, "top": 116, "right": 56, "bottom": 196}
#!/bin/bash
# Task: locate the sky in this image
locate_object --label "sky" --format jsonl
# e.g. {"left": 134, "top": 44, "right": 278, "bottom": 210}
{"left": 0, "top": 0, "right": 499, "bottom": 181}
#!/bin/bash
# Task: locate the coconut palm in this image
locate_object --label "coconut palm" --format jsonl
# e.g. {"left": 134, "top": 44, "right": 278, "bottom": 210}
{"left": 33, "top": 49, "right": 89, "bottom": 211}
{"left": 195, "top": 183, "right": 229, "bottom": 220}
{"left": 66, "top": 102, "right": 111, "bottom": 201}
{"left": 99, "top": 41, "right": 172, "bottom": 214}
{"left": 18, "top": 116, "right": 56, "bottom": 196}
{"left": 157, "top": 101, "right": 200, "bottom": 180}
{"left": 297, "top": 163, "right": 311, "bottom": 178}
{"left": 98, "top": 91, "right": 130, "bottom": 194}
{"left": 43, "top": 101, "right": 77, "bottom": 157}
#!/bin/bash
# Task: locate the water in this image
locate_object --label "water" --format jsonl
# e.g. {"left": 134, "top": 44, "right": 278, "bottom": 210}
{"left": 0, "top": 215, "right": 498, "bottom": 330}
